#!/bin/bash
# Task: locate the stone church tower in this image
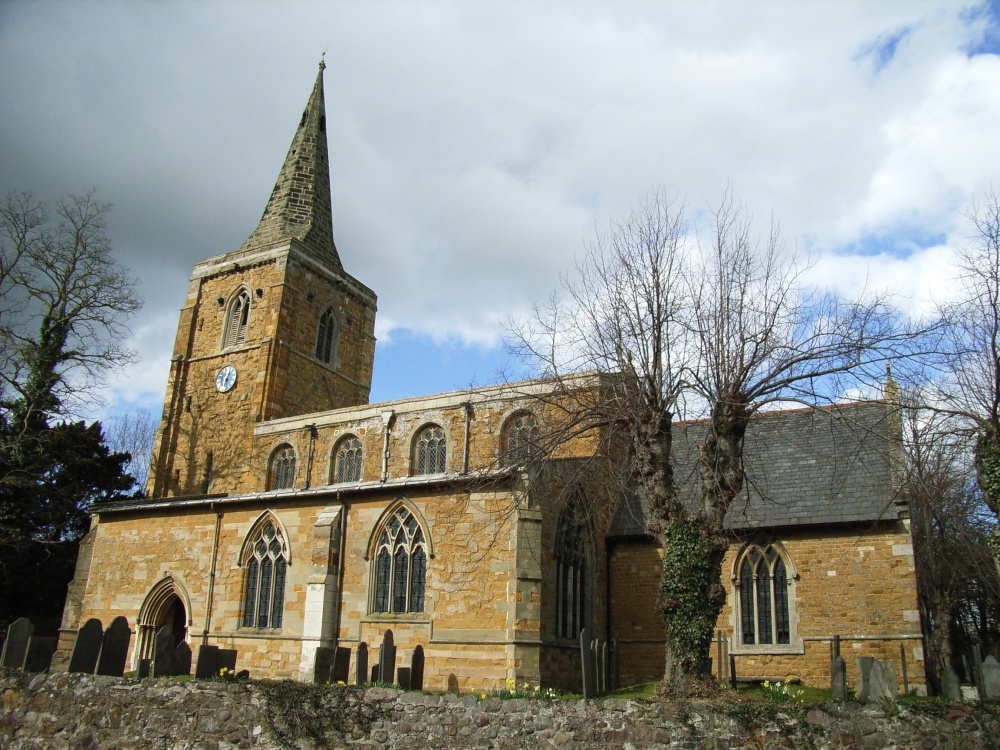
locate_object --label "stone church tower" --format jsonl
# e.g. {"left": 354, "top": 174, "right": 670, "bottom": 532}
{"left": 146, "top": 61, "right": 377, "bottom": 498}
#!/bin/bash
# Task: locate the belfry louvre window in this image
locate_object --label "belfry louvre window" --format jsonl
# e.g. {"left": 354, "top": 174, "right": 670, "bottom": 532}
{"left": 415, "top": 425, "right": 446, "bottom": 475}
{"left": 503, "top": 411, "right": 540, "bottom": 465}
{"left": 315, "top": 307, "right": 339, "bottom": 365}
{"left": 737, "top": 544, "right": 791, "bottom": 646}
{"left": 555, "top": 506, "right": 590, "bottom": 639}
{"left": 224, "top": 289, "right": 251, "bottom": 348}
{"left": 269, "top": 445, "right": 296, "bottom": 490}
{"left": 333, "top": 435, "right": 362, "bottom": 483}
{"left": 372, "top": 506, "right": 427, "bottom": 614}
{"left": 242, "top": 521, "right": 288, "bottom": 629}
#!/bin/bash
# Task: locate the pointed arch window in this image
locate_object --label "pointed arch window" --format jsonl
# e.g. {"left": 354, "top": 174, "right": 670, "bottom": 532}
{"left": 555, "top": 504, "right": 591, "bottom": 639}
{"left": 316, "top": 306, "right": 340, "bottom": 365}
{"left": 224, "top": 289, "right": 251, "bottom": 349}
{"left": 241, "top": 520, "right": 288, "bottom": 629}
{"left": 370, "top": 506, "right": 427, "bottom": 614}
{"left": 269, "top": 445, "right": 296, "bottom": 490}
{"left": 333, "top": 435, "right": 363, "bottom": 483}
{"left": 502, "top": 411, "right": 540, "bottom": 466}
{"left": 415, "top": 425, "right": 446, "bottom": 475}
{"left": 736, "top": 544, "right": 794, "bottom": 647}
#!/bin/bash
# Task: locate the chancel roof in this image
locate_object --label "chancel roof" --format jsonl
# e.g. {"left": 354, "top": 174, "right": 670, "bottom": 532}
{"left": 607, "top": 400, "right": 900, "bottom": 538}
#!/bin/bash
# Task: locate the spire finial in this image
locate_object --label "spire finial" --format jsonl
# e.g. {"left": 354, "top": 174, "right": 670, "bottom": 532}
{"left": 320, "top": 49, "right": 327, "bottom": 71}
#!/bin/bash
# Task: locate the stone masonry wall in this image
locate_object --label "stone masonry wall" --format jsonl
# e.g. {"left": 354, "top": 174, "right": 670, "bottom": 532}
{"left": 2, "top": 670, "right": 996, "bottom": 750}
{"left": 610, "top": 523, "right": 925, "bottom": 691}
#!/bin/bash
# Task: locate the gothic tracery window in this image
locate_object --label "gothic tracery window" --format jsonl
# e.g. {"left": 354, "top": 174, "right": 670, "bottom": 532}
{"left": 415, "top": 425, "right": 446, "bottom": 475}
{"left": 269, "top": 445, "right": 296, "bottom": 490}
{"left": 333, "top": 435, "right": 363, "bottom": 483}
{"left": 555, "top": 504, "right": 590, "bottom": 639}
{"left": 736, "top": 544, "right": 792, "bottom": 646}
{"left": 241, "top": 520, "right": 288, "bottom": 629}
{"left": 224, "top": 289, "right": 250, "bottom": 349}
{"left": 371, "top": 506, "right": 427, "bottom": 614}
{"left": 315, "top": 306, "right": 339, "bottom": 365}
{"left": 502, "top": 411, "right": 540, "bottom": 466}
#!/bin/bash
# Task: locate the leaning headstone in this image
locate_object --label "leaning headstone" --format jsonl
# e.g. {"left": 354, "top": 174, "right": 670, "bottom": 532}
{"left": 137, "top": 658, "right": 151, "bottom": 678}
{"left": 96, "top": 616, "right": 131, "bottom": 677}
{"left": 856, "top": 657, "right": 874, "bottom": 702}
{"left": 379, "top": 630, "right": 396, "bottom": 686}
{"left": 217, "top": 648, "right": 237, "bottom": 674}
{"left": 312, "top": 646, "right": 334, "bottom": 684}
{"left": 22, "top": 636, "right": 56, "bottom": 672}
{"left": 981, "top": 656, "right": 1000, "bottom": 700}
{"left": 397, "top": 666, "right": 411, "bottom": 690}
{"left": 941, "top": 665, "right": 962, "bottom": 701}
{"left": 68, "top": 618, "right": 104, "bottom": 674}
{"left": 1, "top": 617, "right": 34, "bottom": 669}
{"left": 174, "top": 641, "right": 192, "bottom": 676}
{"left": 331, "top": 646, "right": 351, "bottom": 684}
{"left": 151, "top": 626, "right": 175, "bottom": 677}
{"left": 195, "top": 645, "right": 220, "bottom": 679}
{"left": 410, "top": 645, "right": 424, "bottom": 691}
{"left": 831, "top": 655, "right": 847, "bottom": 700}
{"left": 356, "top": 642, "right": 368, "bottom": 686}
{"left": 580, "top": 627, "right": 595, "bottom": 698}
{"left": 371, "top": 664, "right": 380, "bottom": 683}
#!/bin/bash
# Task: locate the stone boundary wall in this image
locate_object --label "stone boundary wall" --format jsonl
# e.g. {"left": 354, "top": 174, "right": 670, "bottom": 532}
{"left": 2, "top": 668, "right": 997, "bottom": 750}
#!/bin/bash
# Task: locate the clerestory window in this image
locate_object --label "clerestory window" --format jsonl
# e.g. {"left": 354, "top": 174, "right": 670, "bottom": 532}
{"left": 371, "top": 505, "right": 427, "bottom": 614}
{"left": 414, "top": 425, "right": 446, "bottom": 475}
{"left": 502, "top": 411, "right": 540, "bottom": 466}
{"left": 333, "top": 435, "right": 363, "bottom": 483}
{"left": 241, "top": 519, "right": 288, "bottom": 629}
{"left": 269, "top": 445, "right": 296, "bottom": 490}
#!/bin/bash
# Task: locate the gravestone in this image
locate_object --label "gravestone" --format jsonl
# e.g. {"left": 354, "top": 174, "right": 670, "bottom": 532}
{"left": 857, "top": 657, "right": 896, "bottom": 702}
{"left": 23, "top": 636, "right": 56, "bottom": 672}
{"left": 580, "top": 627, "right": 595, "bottom": 698}
{"left": 217, "top": 648, "right": 237, "bottom": 674}
{"left": 312, "top": 646, "right": 334, "bottom": 684}
{"left": 137, "top": 659, "right": 151, "bottom": 678}
{"left": 1, "top": 617, "right": 34, "bottom": 669}
{"left": 379, "top": 630, "right": 396, "bottom": 686}
{"left": 831, "top": 656, "right": 847, "bottom": 699}
{"left": 356, "top": 642, "right": 368, "bottom": 686}
{"left": 151, "top": 626, "right": 175, "bottom": 677}
{"left": 236, "top": 669, "right": 250, "bottom": 680}
{"left": 411, "top": 645, "right": 425, "bottom": 692}
{"left": 96, "top": 616, "right": 131, "bottom": 677}
{"left": 397, "top": 666, "right": 411, "bottom": 690}
{"left": 174, "top": 641, "right": 192, "bottom": 676}
{"left": 68, "top": 619, "right": 104, "bottom": 674}
{"left": 941, "top": 665, "right": 962, "bottom": 701}
{"left": 331, "top": 646, "right": 351, "bottom": 684}
{"left": 981, "top": 655, "right": 1000, "bottom": 700}
{"left": 195, "top": 645, "right": 219, "bottom": 679}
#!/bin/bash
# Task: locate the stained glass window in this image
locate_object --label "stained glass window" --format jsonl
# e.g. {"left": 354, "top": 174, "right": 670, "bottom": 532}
{"left": 270, "top": 446, "right": 296, "bottom": 490}
{"left": 371, "top": 506, "right": 428, "bottom": 614}
{"left": 334, "top": 436, "right": 363, "bottom": 483}
{"left": 736, "top": 544, "right": 792, "bottom": 647}
{"left": 241, "top": 520, "right": 288, "bottom": 629}
{"left": 415, "top": 425, "right": 446, "bottom": 475}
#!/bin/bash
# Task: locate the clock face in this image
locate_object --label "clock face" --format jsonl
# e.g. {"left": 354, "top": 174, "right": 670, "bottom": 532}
{"left": 215, "top": 365, "right": 237, "bottom": 392}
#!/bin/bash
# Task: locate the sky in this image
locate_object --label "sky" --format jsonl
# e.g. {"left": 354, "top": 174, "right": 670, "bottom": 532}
{"left": 1, "top": 0, "right": 999, "bottom": 423}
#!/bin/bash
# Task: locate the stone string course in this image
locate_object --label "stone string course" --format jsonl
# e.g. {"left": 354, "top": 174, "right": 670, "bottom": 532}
{"left": 2, "top": 669, "right": 996, "bottom": 750}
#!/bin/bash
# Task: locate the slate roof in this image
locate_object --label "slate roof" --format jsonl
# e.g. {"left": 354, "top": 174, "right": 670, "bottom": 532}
{"left": 607, "top": 400, "right": 900, "bottom": 538}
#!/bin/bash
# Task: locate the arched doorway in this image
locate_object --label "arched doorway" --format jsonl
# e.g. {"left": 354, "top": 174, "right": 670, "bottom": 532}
{"left": 135, "top": 575, "right": 192, "bottom": 668}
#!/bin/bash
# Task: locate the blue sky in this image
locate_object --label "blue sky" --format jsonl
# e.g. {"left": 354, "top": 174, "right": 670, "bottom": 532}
{"left": 1, "top": 0, "right": 999, "bottom": 422}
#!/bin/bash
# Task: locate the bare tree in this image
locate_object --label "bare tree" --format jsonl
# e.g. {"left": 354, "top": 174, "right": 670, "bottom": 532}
{"left": 511, "top": 188, "right": 931, "bottom": 695}
{"left": 929, "top": 190, "right": 1000, "bottom": 521}
{"left": 903, "top": 394, "right": 1000, "bottom": 692}
{"left": 104, "top": 409, "right": 158, "bottom": 493}
{"left": 0, "top": 190, "right": 141, "bottom": 431}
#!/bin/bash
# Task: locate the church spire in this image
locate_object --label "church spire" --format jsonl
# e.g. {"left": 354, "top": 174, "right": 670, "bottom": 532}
{"left": 240, "top": 59, "right": 342, "bottom": 271}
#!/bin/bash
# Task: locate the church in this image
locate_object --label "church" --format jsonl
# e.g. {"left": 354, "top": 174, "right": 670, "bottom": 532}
{"left": 53, "top": 63, "right": 924, "bottom": 692}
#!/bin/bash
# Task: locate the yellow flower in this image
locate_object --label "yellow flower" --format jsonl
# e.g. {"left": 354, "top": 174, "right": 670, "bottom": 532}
{"left": 763, "top": 680, "right": 770, "bottom": 689}
{"left": 785, "top": 677, "right": 793, "bottom": 684}
{"left": 480, "top": 692, "right": 487, "bottom": 700}
{"left": 337, "top": 681, "right": 346, "bottom": 686}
